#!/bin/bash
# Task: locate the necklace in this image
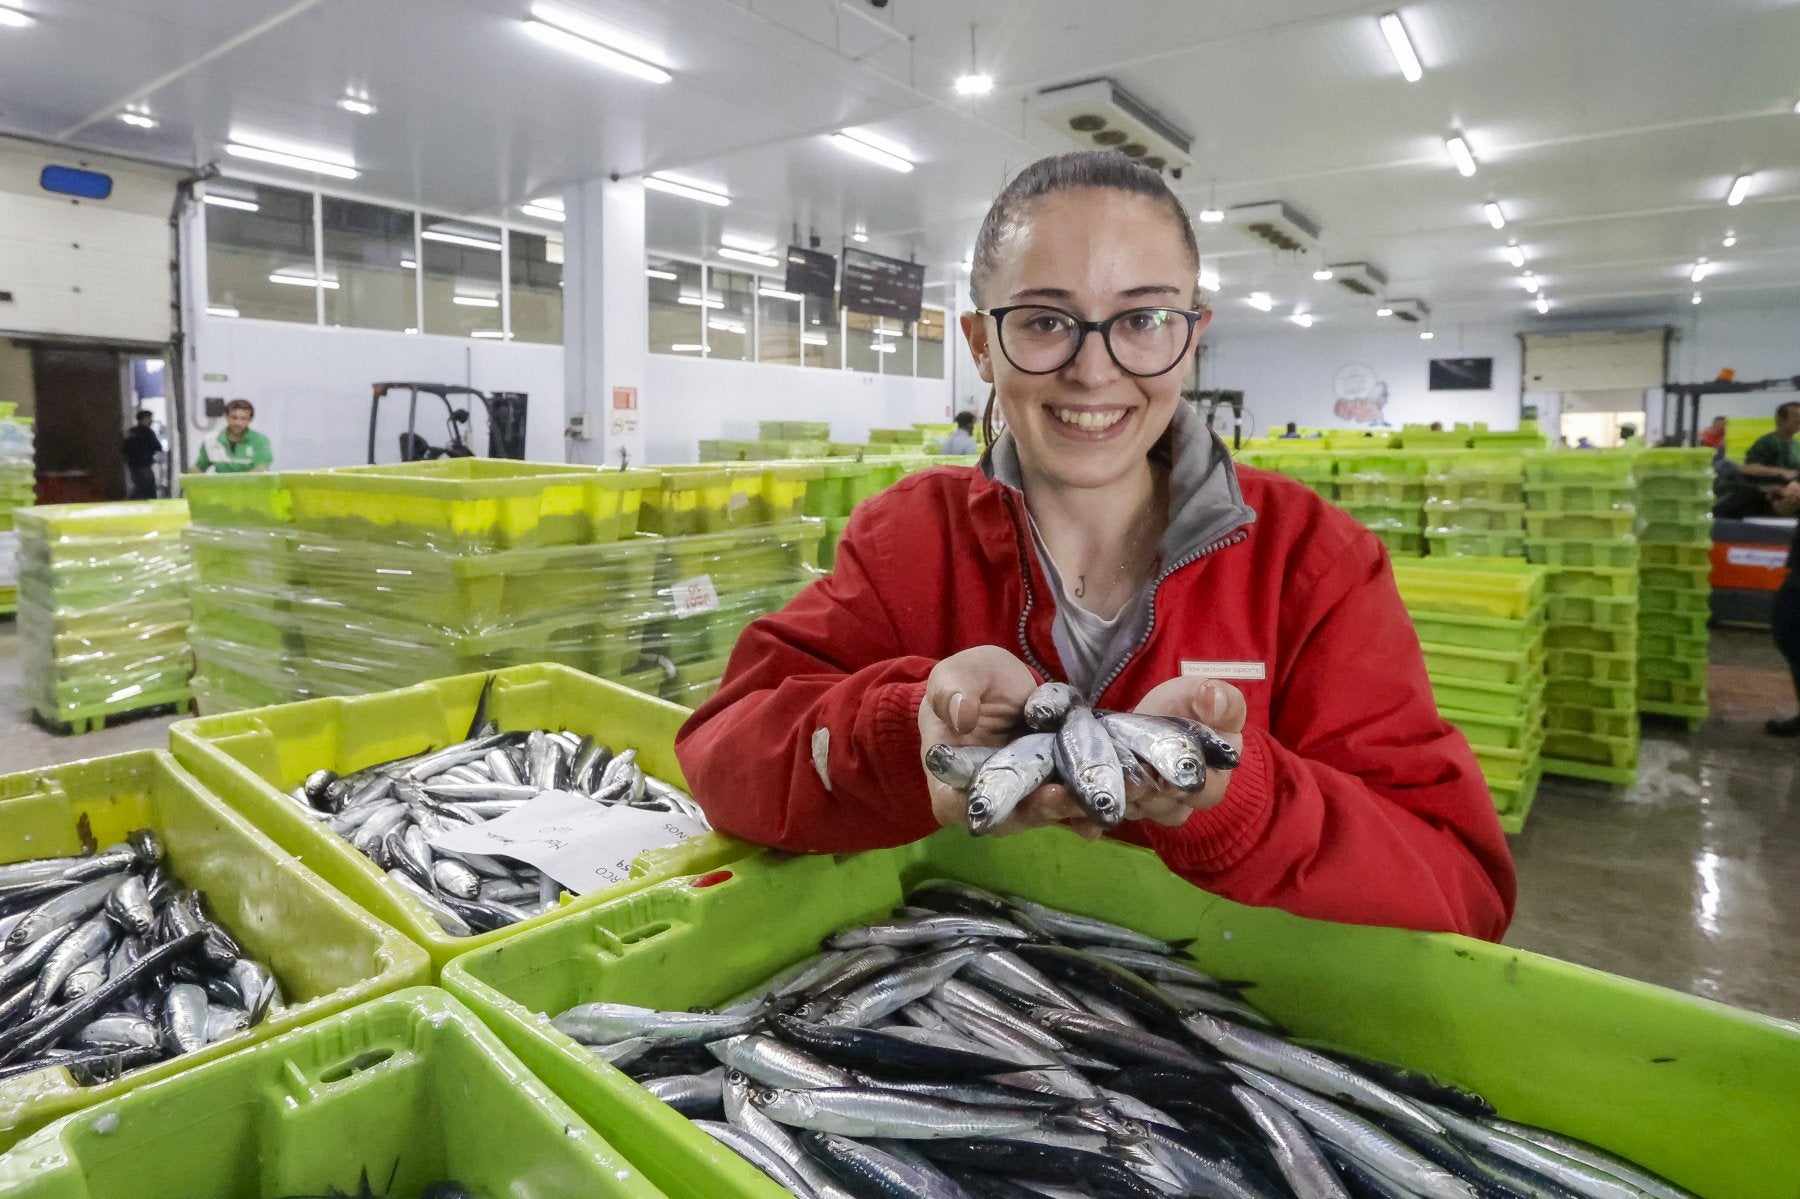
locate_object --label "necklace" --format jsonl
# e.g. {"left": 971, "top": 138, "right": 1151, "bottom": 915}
{"left": 1037, "top": 473, "right": 1163, "bottom": 620}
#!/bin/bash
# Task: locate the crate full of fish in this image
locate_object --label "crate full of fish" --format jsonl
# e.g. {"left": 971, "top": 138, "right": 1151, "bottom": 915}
{"left": 169, "top": 665, "right": 752, "bottom": 971}
{"left": 440, "top": 827, "right": 1798, "bottom": 1199}
{"left": 0, "top": 988, "right": 669, "bottom": 1199}
{"left": 0, "top": 751, "right": 429, "bottom": 1151}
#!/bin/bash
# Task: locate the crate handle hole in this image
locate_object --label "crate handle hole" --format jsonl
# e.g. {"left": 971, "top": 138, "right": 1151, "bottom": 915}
{"left": 317, "top": 1047, "right": 394, "bottom": 1085}
{"left": 616, "top": 920, "right": 671, "bottom": 946}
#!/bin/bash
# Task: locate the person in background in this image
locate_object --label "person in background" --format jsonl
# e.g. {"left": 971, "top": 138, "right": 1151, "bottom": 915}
{"left": 1277, "top": 421, "right": 1301, "bottom": 438}
{"left": 1619, "top": 424, "right": 1640, "bottom": 446}
{"left": 1576, "top": 436, "right": 1595, "bottom": 449}
{"left": 1769, "top": 518, "right": 1800, "bottom": 737}
{"left": 940, "top": 410, "right": 979, "bottom": 455}
{"left": 123, "top": 410, "right": 163, "bottom": 499}
{"left": 1698, "top": 415, "right": 1727, "bottom": 450}
{"left": 194, "top": 399, "right": 272, "bottom": 474}
{"left": 1428, "top": 421, "right": 1444, "bottom": 432}
{"left": 1742, "top": 402, "right": 1800, "bottom": 486}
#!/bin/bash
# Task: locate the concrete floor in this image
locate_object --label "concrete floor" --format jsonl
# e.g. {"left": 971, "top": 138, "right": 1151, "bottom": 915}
{"left": 0, "top": 618, "right": 1795, "bottom": 1023}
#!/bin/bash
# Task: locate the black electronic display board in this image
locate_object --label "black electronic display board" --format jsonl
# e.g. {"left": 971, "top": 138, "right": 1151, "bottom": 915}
{"left": 840, "top": 246, "right": 925, "bottom": 324}
{"left": 783, "top": 246, "right": 838, "bottom": 302}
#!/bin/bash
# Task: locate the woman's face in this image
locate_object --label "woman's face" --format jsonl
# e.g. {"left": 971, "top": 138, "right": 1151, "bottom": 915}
{"left": 961, "top": 188, "right": 1208, "bottom": 492}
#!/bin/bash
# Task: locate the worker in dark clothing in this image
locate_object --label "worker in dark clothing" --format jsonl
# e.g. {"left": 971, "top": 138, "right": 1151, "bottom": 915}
{"left": 1769, "top": 516, "right": 1800, "bottom": 737}
{"left": 123, "top": 410, "right": 163, "bottom": 500}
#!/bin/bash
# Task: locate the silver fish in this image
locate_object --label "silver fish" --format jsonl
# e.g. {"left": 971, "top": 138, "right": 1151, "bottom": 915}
{"left": 1022, "top": 681, "right": 1081, "bottom": 731}
{"left": 709, "top": 1034, "right": 859, "bottom": 1090}
{"left": 161, "top": 982, "right": 210, "bottom": 1055}
{"left": 1426, "top": 1104, "right": 1645, "bottom": 1199}
{"left": 75, "top": 1015, "right": 160, "bottom": 1050}
{"left": 823, "top": 946, "right": 980, "bottom": 1027}
{"left": 7, "top": 872, "right": 131, "bottom": 949}
{"left": 103, "top": 875, "right": 155, "bottom": 937}
{"left": 1099, "top": 712, "right": 1205, "bottom": 792}
{"left": 692, "top": 1119, "right": 820, "bottom": 1199}
{"left": 751, "top": 1084, "right": 1048, "bottom": 1140}
{"left": 827, "top": 914, "right": 1031, "bottom": 950}
{"left": 923, "top": 744, "right": 998, "bottom": 791}
{"left": 1235, "top": 1084, "right": 1352, "bottom": 1199}
{"left": 553, "top": 1002, "right": 755, "bottom": 1048}
{"left": 1051, "top": 707, "right": 1125, "bottom": 828}
{"left": 965, "top": 734, "right": 1057, "bottom": 834}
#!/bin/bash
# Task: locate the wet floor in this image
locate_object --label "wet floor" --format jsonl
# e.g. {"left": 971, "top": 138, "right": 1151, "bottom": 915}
{"left": 0, "top": 618, "right": 1795, "bottom": 1023}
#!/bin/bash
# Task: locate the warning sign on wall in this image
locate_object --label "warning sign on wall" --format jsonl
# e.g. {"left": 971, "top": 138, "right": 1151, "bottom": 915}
{"left": 612, "top": 386, "right": 637, "bottom": 411}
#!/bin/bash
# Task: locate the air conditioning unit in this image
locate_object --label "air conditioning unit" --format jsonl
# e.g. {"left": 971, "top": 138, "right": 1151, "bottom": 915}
{"left": 1328, "top": 262, "right": 1388, "bottom": 296}
{"left": 1383, "top": 299, "right": 1430, "bottom": 323}
{"left": 1031, "top": 78, "right": 1192, "bottom": 173}
{"left": 1228, "top": 201, "right": 1321, "bottom": 253}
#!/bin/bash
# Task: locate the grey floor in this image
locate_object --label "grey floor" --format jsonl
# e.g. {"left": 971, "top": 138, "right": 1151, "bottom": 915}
{"left": 0, "top": 619, "right": 1795, "bottom": 1024}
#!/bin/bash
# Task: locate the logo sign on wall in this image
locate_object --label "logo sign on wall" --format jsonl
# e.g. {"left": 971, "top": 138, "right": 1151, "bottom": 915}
{"left": 1333, "top": 363, "right": 1391, "bottom": 427}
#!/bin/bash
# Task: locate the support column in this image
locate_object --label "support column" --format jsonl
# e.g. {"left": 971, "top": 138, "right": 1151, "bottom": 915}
{"left": 562, "top": 176, "right": 648, "bottom": 467}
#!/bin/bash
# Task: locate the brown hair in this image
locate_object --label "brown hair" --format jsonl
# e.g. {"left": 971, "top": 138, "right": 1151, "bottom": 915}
{"left": 225, "top": 399, "right": 255, "bottom": 417}
{"left": 970, "top": 151, "right": 1203, "bottom": 445}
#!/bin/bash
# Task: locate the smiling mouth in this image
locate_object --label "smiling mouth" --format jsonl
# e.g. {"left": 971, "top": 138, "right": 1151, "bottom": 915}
{"left": 1049, "top": 407, "right": 1129, "bottom": 431}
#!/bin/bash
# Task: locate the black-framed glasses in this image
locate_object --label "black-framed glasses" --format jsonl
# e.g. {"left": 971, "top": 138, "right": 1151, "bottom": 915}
{"left": 978, "top": 304, "right": 1203, "bottom": 378}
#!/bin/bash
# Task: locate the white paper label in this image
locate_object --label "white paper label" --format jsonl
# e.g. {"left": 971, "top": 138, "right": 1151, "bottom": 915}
{"left": 671, "top": 574, "right": 721, "bottom": 618}
{"left": 424, "top": 790, "right": 706, "bottom": 894}
{"left": 1726, "top": 546, "right": 1785, "bottom": 570}
{"left": 0, "top": 532, "right": 18, "bottom": 588}
{"left": 1181, "top": 660, "right": 1267, "bottom": 681}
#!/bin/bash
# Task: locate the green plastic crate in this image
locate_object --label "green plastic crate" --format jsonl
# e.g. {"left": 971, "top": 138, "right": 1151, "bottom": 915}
{"left": 1423, "top": 501, "right": 1525, "bottom": 533}
{"left": 0, "top": 751, "right": 429, "bottom": 1150}
{"left": 1546, "top": 593, "right": 1638, "bottom": 626}
{"left": 1525, "top": 510, "right": 1639, "bottom": 540}
{"left": 1472, "top": 735, "right": 1544, "bottom": 784}
{"left": 1490, "top": 766, "right": 1543, "bottom": 833}
{"left": 442, "top": 827, "right": 1800, "bottom": 1199}
{"left": 1407, "top": 608, "right": 1546, "bottom": 653}
{"left": 1340, "top": 502, "right": 1422, "bottom": 531}
{"left": 1640, "top": 609, "right": 1710, "bottom": 638}
{"left": 1395, "top": 557, "right": 1544, "bottom": 618}
{"left": 179, "top": 471, "right": 292, "bottom": 527}
{"left": 1639, "top": 656, "right": 1709, "bottom": 685}
{"left": 1544, "top": 729, "right": 1640, "bottom": 770}
{"left": 1545, "top": 622, "right": 1637, "bottom": 654}
{"left": 1547, "top": 676, "right": 1639, "bottom": 710}
{"left": 1544, "top": 566, "right": 1638, "bottom": 598}
{"left": 1638, "top": 517, "right": 1713, "bottom": 546}
{"left": 0, "top": 989, "right": 662, "bottom": 1199}
{"left": 819, "top": 514, "right": 852, "bottom": 572}
{"left": 1523, "top": 481, "right": 1637, "bottom": 511}
{"left": 1372, "top": 528, "right": 1425, "bottom": 557}
{"left": 1546, "top": 647, "right": 1637, "bottom": 683}
{"left": 1545, "top": 704, "right": 1639, "bottom": 739}
{"left": 1425, "top": 531, "right": 1526, "bottom": 559}
{"left": 287, "top": 461, "right": 657, "bottom": 550}
{"left": 1428, "top": 673, "right": 1544, "bottom": 718}
{"left": 1637, "top": 474, "right": 1715, "bottom": 501}
{"left": 1637, "top": 495, "right": 1714, "bottom": 524}
{"left": 1439, "top": 703, "right": 1545, "bottom": 749}
{"left": 169, "top": 665, "right": 752, "bottom": 972}
{"left": 1639, "top": 587, "right": 1711, "bottom": 616}
{"left": 1640, "top": 676, "right": 1708, "bottom": 707}
{"left": 1526, "top": 537, "right": 1641, "bottom": 569}
{"left": 1638, "top": 629, "right": 1710, "bottom": 660}
{"left": 1523, "top": 449, "right": 1637, "bottom": 483}
{"left": 12, "top": 500, "right": 189, "bottom": 542}
{"left": 1418, "top": 451, "right": 1526, "bottom": 479}
{"left": 1424, "top": 478, "right": 1524, "bottom": 505}
{"left": 1640, "top": 564, "right": 1712, "bottom": 592}
{"left": 1335, "top": 480, "right": 1424, "bottom": 505}
{"left": 1333, "top": 450, "right": 1427, "bottom": 480}
{"left": 185, "top": 525, "right": 302, "bottom": 588}
{"left": 1421, "top": 641, "right": 1542, "bottom": 685}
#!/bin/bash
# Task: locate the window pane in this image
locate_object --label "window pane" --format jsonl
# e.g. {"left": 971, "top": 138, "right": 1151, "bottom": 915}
{"left": 879, "top": 316, "right": 912, "bottom": 375}
{"left": 320, "top": 197, "right": 416, "bottom": 332}
{"left": 205, "top": 182, "right": 317, "bottom": 323}
{"left": 759, "top": 289, "right": 802, "bottom": 366}
{"left": 845, "top": 310, "right": 885, "bottom": 374}
{"left": 649, "top": 259, "right": 703, "bottom": 355}
{"left": 802, "top": 298, "right": 839, "bottom": 368}
{"left": 420, "top": 218, "right": 504, "bottom": 339}
{"left": 706, "top": 267, "right": 754, "bottom": 362}
{"left": 509, "top": 230, "right": 563, "bottom": 344}
{"left": 915, "top": 306, "right": 947, "bottom": 379}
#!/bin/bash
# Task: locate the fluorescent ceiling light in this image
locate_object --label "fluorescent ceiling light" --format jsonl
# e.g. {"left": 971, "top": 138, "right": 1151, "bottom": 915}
{"left": 707, "top": 319, "right": 746, "bottom": 334}
{"left": 1419, "top": 330, "right": 1435, "bottom": 340}
{"left": 801, "top": 333, "right": 829, "bottom": 346}
{"left": 954, "top": 73, "right": 994, "bottom": 96}
{"left": 830, "top": 130, "right": 914, "bottom": 173}
{"left": 1246, "top": 292, "right": 1274, "bottom": 311}
{"left": 203, "top": 193, "right": 260, "bottom": 213}
{"left": 226, "top": 133, "right": 359, "bottom": 179}
{"left": 422, "top": 228, "right": 502, "bottom": 251}
{"left": 453, "top": 295, "right": 500, "bottom": 308}
{"left": 521, "top": 201, "right": 566, "bottom": 223}
{"left": 1376, "top": 306, "right": 1393, "bottom": 317}
{"left": 669, "top": 343, "right": 706, "bottom": 353}
{"left": 269, "top": 271, "right": 338, "bottom": 289}
{"left": 677, "top": 294, "right": 724, "bottom": 309}
{"left": 1379, "top": 12, "right": 1423, "bottom": 82}
{"left": 720, "top": 232, "right": 775, "bottom": 252}
{"left": 525, "top": 4, "right": 671, "bottom": 83}
{"left": 851, "top": 227, "right": 869, "bottom": 243}
{"left": 338, "top": 96, "right": 376, "bottom": 116}
{"left": 470, "top": 330, "right": 509, "bottom": 339}
{"left": 1692, "top": 292, "right": 1704, "bottom": 305}
{"left": 1198, "top": 208, "right": 1224, "bottom": 223}
{"left": 119, "top": 111, "right": 158, "bottom": 130}
{"left": 206, "top": 305, "right": 240, "bottom": 318}
{"left": 871, "top": 341, "right": 898, "bottom": 353}
{"left": 1198, "top": 264, "right": 1220, "bottom": 292}
{"left": 400, "top": 258, "right": 416, "bottom": 269}
{"left": 1312, "top": 268, "right": 1333, "bottom": 281}
{"left": 718, "top": 246, "right": 780, "bottom": 268}
{"left": 644, "top": 172, "right": 729, "bottom": 206}
{"left": 1445, "top": 135, "right": 1476, "bottom": 177}
{"left": 1722, "top": 233, "right": 1737, "bottom": 248}
{"left": 1289, "top": 313, "right": 1314, "bottom": 328}
{"left": 646, "top": 268, "right": 679, "bottom": 281}
{"left": 1522, "top": 277, "right": 1539, "bottom": 293}
{"left": 0, "top": 4, "right": 34, "bottom": 28}
{"left": 1726, "top": 173, "right": 1753, "bottom": 206}
{"left": 1504, "top": 244, "right": 1525, "bottom": 269}
{"left": 759, "top": 286, "right": 802, "bottom": 301}
{"left": 1690, "top": 260, "right": 1708, "bottom": 283}
{"left": 1483, "top": 202, "right": 1506, "bottom": 230}
{"left": 1535, "top": 295, "right": 1550, "bottom": 314}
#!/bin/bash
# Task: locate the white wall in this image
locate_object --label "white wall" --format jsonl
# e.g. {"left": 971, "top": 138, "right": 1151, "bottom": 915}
{"left": 642, "top": 353, "right": 955, "bottom": 465}
{"left": 189, "top": 317, "right": 565, "bottom": 470}
{"left": 1198, "top": 319, "right": 1525, "bottom": 436}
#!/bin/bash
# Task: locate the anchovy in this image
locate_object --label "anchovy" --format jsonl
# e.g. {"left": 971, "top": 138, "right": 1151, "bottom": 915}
{"left": 695, "top": 1118, "right": 821, "bottom": 1199}
{"left": 1051, "top": 707, "right": 1125, "bottom": 827}
{"left": 823, "top": 946, "right": 981, "bottom": 1027}
{"left": 1484, "top": 1117, "right": 1704, "bottom": 1199}
{"left": 827, "top": 914, "right": 1031, "bottom": 950}
{"left": 752, "top": 1084, "right": 1049, "bottom": 1140}
{"left": 710, "top": 1034, "right": 860, "bottom": 1090}
{"left": 1235, "top": 1085, "right": 1351, "bottom": 1199}
{"left": 1426, "top": 1105, "right": 1645, "bottom": 1199}
{"left": 1023, "top": 682, "right": 1081, "bottom": 731}
{"left": 1100, "top": 712, "right": 1206, "bottom": 792}
{"left": 553, "top": 1001, "right": 755, "bottom": 1048}
{"left": 923, "top": 744, "right": 999, "bottom": 791}
{"left": 6, "top": 873, "right": 131, "bottom": 949}
{"left": 965, "top": 734, "right": 1057, "bottom": 834}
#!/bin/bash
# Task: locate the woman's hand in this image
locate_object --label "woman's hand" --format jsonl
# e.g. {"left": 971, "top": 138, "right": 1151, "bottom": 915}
{"left": 919, "top": 647, "right": 1039, "bottom": 828}
{"left": 1123, "top": 677, "right": 1249, "bottom": 827}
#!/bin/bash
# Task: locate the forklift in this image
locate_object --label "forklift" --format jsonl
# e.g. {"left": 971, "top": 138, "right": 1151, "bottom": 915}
{"left": 367, "top": 383, "right": 530, "bottom": 464}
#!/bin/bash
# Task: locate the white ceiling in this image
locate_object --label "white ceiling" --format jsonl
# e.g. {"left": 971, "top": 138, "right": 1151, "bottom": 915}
{"left": 2, "top": 0, "right": 1798, "bottom": 330}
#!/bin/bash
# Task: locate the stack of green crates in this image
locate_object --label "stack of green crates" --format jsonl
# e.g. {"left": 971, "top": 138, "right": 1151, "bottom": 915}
{"left": 1234, "top": 446, "right": 1336, "bottom": 501}
{"left": 1523, "top": 450, "right": 1641, "bottom": 787}
{"left": 181, "top": 467, "right": 824, "bottom": 714}
{"left": 1394, "top": 558, "right": 1547, "bottom": 831}
{"left": 1421, "top": 450, "right": 1526, "bottom": 559}
{"left": 1633, "top": 447, "right": 1713, "bottom": 726}
{"left": 1333, "top": 449, "right": 1426, "bottom": 558}
{"left": 0, "top": 402, "right": 33, "bottom": 616}
{"left": 13, "top": 501, "right": 193, "bottom": 732}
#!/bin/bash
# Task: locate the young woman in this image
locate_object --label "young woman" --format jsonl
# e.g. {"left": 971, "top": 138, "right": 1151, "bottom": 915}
{"left": 676, "top": 151, "right": 1514, "bottom": 940}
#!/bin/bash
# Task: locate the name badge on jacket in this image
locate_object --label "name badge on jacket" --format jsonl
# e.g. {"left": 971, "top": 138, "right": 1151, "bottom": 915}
{"left": 1180, "top": 660, "right": 1266, "bottom": 681}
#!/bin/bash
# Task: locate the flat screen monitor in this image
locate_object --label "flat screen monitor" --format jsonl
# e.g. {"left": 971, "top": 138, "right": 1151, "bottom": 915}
{"left": 841, "top": 246, "right": 925, "bottom": 325}
{"left": 784, "top": 247, "right": 838, "bottom": 303}
{"left": 1429, "top": 357, "right": 1494, "bottom": 390}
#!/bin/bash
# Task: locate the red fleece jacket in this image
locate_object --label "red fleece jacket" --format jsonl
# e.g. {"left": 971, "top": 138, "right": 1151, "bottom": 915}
{"left": 676, "top": 464, "right": 1516, "bottom": 940}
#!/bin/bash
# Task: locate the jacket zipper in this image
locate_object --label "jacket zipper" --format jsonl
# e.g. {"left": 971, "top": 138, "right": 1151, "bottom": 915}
{"left": 1002, "top": 493, "right": 1056, "bottom": 681}
{"left": 1089, "top": 527, "right": 1251, "bottom": 703}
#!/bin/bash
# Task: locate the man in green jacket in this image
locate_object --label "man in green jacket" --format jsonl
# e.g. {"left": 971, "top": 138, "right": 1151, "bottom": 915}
{"left": 195, "top": 399, "right": 272, "bottom": 473}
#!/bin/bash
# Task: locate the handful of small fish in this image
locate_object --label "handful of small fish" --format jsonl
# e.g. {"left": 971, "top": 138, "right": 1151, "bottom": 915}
{"left": 552, "top": 884, "right": 1701, "bottom": 1199}
{"left": 0, "top": 829, "right": 283, "bottom": 1088}
{"left": 284, "top": 680, "right": 708, "bottom": 937}
{"left": 926, "top": 681, "right": 1241, "bottom": 834}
